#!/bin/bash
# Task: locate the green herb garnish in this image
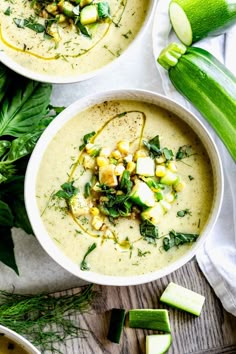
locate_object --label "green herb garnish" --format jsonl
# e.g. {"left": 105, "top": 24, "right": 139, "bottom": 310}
{"left": 14, "top": 17, "right": 45, "bottom": 33}
{"left": 4, "top": 7, "right": 11, "bottom": 16}
{"left": 177, "top": 209, "right": 192, "bottom": 217}
{"left": 143, "top": 135, "right": 162, "bottom": 158}
{"left": 119, "top": 170, "right": 132, "bottom": 193}
{"left": 79, "top": 131, "right": 96, "bottom": 151}
{"left": 0, "top": 285, "right": 95, "bottom": 352}
{"left": 188, "top": 175, "right": 194, "bottom": 181}
{"left": 84, "top": 182, "right": 91, "bottom": 198}
{"left": 176, "top": 145, "right": 194, "bottom": 160}
{"left": 137, "top": 249, "right": 151, "bottom": 257}
{"left": 80, "top": 243, "right": 97, "bottom": 271}
{"left": 140, "top": 219, "right": 159, "bottom": 244}
{"left": 162, "top": 147, "right": 174, "bottom": 161}
{"left": 163, "top": 230, "right": 199, "bottom": 251}
{"left": 54, "top": 181, "right": 78, "bottom": 201}
{"left": 97, "top": 2, "right": 111, "bottom": 19}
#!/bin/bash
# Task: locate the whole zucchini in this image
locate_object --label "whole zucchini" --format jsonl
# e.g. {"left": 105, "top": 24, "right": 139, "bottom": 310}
{"left": 169, "top": 0, "right": 236, "bottom": 45}
{"left": 158, "top": 43, "right": 236, "bottom": 160}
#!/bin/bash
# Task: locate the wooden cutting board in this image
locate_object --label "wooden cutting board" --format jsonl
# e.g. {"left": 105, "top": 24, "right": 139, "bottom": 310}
{"left": 51, "top": 258, "right": 236, "bottom": 354}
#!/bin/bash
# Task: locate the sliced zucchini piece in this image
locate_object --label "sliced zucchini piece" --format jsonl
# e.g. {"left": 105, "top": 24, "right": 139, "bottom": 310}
{"left": 129, "top": 309, "right": 171, "bottom": 332}
{"left": 130, "top": 181, "right": 155, "bottom": 208}
{"left": 146, "top": 334, "right": 172, "bottom": 354}
{"left": 160, "top": 171, "right": 179, "bottom": 185}
{"left": 160, "top": 282, "right": 205, "bottom": 316}
{"left": 136, "top": 157, "right": 155, "bottom": 177}
{"left": 80, "top": 4, "right": 98, "bottom": 25}
{"left": 58, "top": 1, "right": 75, "bottom": 17}
{"left": 107, "top": 308, "right": 126, "bottom": 344}
{"left": 141, "top": 202, "right": 164, "bottom": 224}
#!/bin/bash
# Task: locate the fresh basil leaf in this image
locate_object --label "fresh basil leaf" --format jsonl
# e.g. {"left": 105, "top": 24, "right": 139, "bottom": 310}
{"left": 143, "top": 135, "right": 162, "bottom": 158}
{"left": 0, "top": 140, "right": 11, "bottom": 158}
{"left": 0, "top": 164, "right": 16, "bottom": 183}
{"left": 176, "top": 145, "right": 193, "bottom": 160}
{"left": 77, "top": 22, "right": 91, "bottom": 38}
{"left": 0, "top": 226, "right": 19, "bottom": 275}
{"left": 24, "top": 20, "right": 45, "bottom": 33}
{"left": 11, "top": 199, "right": 33, "bottom": 235}
{"left": 54, "top": 181, "right": 78, "bottom": 201}
{"left": 6, "top": 131, "right": 42, "bottom": 163}
{"left": 84, "top": 182, "right": 91, "bottom": 198}
{"left": 0, "top": 80, "right": 52, "bottom": 137}
{"left": 163, "top": 230, "right": 198, "bottom": 251}
{"left": 97, "top": 2, "right": 111, "bottom": 19}
{"left": 140, "top": 219, "right": 159, "bottom": 244}
{"left": 4, "top": 7, "right": 11, "bottom": 16}
{"left": 163, "top": 147, "right": 173, "bottom": 161}
{"left": 119, "top": 170, "right": 132, "bottom": 193}
{"left": 0, "top": 64, "right": 12, "bottom": 103}
{"left": 79, "top": 131, "right": 95, "bottom": 150}
{"left": 0, "top": 200, "right": 13, "bottom": 226}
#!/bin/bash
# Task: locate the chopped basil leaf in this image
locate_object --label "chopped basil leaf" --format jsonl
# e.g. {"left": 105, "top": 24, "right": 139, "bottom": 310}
{"left": 163, "top": 230, "right": 198, "bottom": 251}
{"left": 4, "top": 7, "right": 11, "bottom": 16}
{"left": 119, "top": 170, "right": 132, "bottom": 193}
{"left": 137, "top": 249, "right": 151, "bottom": 257}
{"left": 97, "top": 2, "right": 111, "bottom": 19}
{"left": 143, "top": 135, "right": 162, "bottom": 158}
{"left": 76, "top": 22, "right": 91, "bottom": 38}
{"left": 188, "top": 175, "right": 194, "bottom": 181}
{"left": 176, "top": 145, "right": 193, "bottom": 160}
{"left": 54, "top": 181, "right": 78, "bottom": 201}
{"left": 14, "top": 18, "right": 45, "bottom": 33}
{"left": 162, "top": 147, "right": 173, "bottom": 161}
{"left": 140, "top": 219, "right": 159, "bottom": 245}
{"left": 80, "top": 243, "right": 97, "bottom": 271}
{"left": 79, "top": 131, "right": 96, "bottom": 150}
{"left": 84, "top": 182, "right": 91, "bottom": 198}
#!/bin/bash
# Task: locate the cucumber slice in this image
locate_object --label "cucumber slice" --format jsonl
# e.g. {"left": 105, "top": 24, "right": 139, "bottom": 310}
{"left": 107, "top": 308, "right": 126, "bottom": 344}
{"left": 80, "top": 4, "right": 98, "bottom": 25}
{"left": 169, "top": 0, "right": 236, "bottom": 46}
{"left": 160, "top": 171, "right": 178, "bottom": 186}
{"left": 146, "top": 334, "right": 172, "bottom": 354}
{"left": 129, "top": 309, "right": 171, "bottom": 332}
{"left": 130, "top": 181, "right": 155, "bottom": 208}
{"left": 160, "top": 282, "right": 205, "bottom": 316}
{"left": 136, "top": 157, "right": 155, "bottom": 177}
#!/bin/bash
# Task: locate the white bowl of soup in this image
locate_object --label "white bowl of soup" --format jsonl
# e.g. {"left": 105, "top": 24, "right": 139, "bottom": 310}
{"left": 25, "top": 89, "right": 223, "bottom": 286}
{"left": 0, "top": 0, "right": 155, "bottom": 83}
{"left": 0, "top": 325, "right": 40, "bottom": 354}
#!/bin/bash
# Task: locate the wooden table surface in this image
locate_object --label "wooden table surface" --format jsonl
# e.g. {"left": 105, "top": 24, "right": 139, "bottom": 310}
{"left": 53, "top": 258, "right": 236, "bottom": 354}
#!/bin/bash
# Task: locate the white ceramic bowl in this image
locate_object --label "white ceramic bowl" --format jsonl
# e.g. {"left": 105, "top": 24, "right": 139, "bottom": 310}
{"left": 25, "top": 89, "right": 224, "bottom": 286}
{"left": 0, "top": 325, "right": 40, "bottom": 354}
{"left": 0, "top": 1, "right": 156, "bottom": 84}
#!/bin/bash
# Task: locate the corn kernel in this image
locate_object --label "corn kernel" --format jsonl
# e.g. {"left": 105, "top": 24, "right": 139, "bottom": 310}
{"left": 115, "top": 164, "right": 125, "bottom": 176}
{"left": 156, "top": 165, "right": 166, "bottom": 177}
{"left": 46, "top": 3, "right": 58, "bottom": 14}
{"left": 124, "top": 154, "right": 133, "bottom": 163}
{"left": 83, "top": 154, "right": 96, "bottom": 169}
{"left": 96, "top": 156, "right": 109, "bottom": 167}
{"left": 56, "top": 14, "right": 66, "bottom": 23}
{"left": 99, "top": 147, "right": 111, "bottom": 157}
{"left": 126, "top": 161, "right": 136, "bottom": 173}
{"left": 91, "top": 216, "right": 103, "bottom": 230}
{"left": 117, "top": 141, "right": 130, "bottom": 155}
{"left": 165, "top": 192, "right": 175, "bottom": 203}
{"left": 156, "top": 155, "right": 166, "bottom": 164}
{"left": 111, "top": 150, "right": 122, "bottom": 159}
{"left": 90, "top": 207, "right": 99, "bottom": 216}
{"left": 134, "top": 150, "right": 148, "bottom": 161}
{"left": 168, "top": 161, "right": 177, "bottom": 172}
{"left": 174, "top": 181, "right": 186, "bottom": 192}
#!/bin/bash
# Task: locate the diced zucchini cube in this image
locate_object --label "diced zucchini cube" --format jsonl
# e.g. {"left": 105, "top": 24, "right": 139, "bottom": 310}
{"left": 130, "top": 181, "right": 155, "bottom": 208}
{"left": 160, "top": 171, "right": 179, "bottom": 185}
{"left": 80, "top": 4, "right": 98, "bottom": 25}
{"left": 99, "top": 164, "right": 118, "bottom": 187}
{"left": 136, "top": 157, "right": 155, "bottom": 177}
{"left": 141, "top": 202, "right": 164, "bottom": 224}
{"left": 146, "top": 334, "right": 172, "bottom": 354}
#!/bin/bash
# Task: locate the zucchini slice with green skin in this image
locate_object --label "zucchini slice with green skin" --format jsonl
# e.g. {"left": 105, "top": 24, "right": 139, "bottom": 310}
{"left": 129, "top": 309, "right": 171, "bottom": 332}
{"left": 146, "top": 334, "right": 172, "bottom": 354}
{"left": 80, "top": 4, "right": 98, "bottom": 25}
{"left": 160, "top": 282, "right": 205, "bottom": 316}
{"left": 107, "top": 308, "right": 126, "bottom": 344}
{"left": 130, "top": 181, "right": 156, "bottom": 208}
{"left": 158, "top": 43, "right": 236, "bottom": 161}
{"left": 169, "top": 0, "right": 236, "bottom": 46}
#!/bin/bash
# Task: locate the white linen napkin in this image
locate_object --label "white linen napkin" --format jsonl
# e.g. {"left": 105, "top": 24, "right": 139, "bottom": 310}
{"left": 153, "top": 0, "right": 236, "bottom": 316}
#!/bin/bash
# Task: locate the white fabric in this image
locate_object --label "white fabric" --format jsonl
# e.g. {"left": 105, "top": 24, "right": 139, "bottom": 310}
{"left": 153, "top": 0, "right": 236, "bottom": 316}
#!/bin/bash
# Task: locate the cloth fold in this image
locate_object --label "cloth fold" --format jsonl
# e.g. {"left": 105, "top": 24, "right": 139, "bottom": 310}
{"left": 153, "top": 0, "right": 236, "bottom": 316}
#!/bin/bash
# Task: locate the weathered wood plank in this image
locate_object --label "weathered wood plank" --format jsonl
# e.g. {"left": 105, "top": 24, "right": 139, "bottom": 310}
{"left": 53, "top": 258, "right": 236, "bottom": 354}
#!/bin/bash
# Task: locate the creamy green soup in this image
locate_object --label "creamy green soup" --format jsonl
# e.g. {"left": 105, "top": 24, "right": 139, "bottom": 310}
{"left": 0, "top": 0, "right": 150, "bottom": 77}
{"left": 36, "top": 100, "right": 213, "bottom": 277}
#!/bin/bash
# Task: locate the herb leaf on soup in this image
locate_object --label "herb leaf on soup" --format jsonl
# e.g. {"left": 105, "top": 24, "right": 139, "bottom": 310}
{"left": 54, "top": 181, "right": 78, "bottom": 201}
{"left": 163, "top": 230, "right": 199, "bottom": 251}
{"left": 140, "top": 219, "right": 159, "bottom": 245}
{"left": 80, "top": 243, "right": 97, "bottom": 271}
{"left": 177, "top": 209, "right": 192, "bottom": 217}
